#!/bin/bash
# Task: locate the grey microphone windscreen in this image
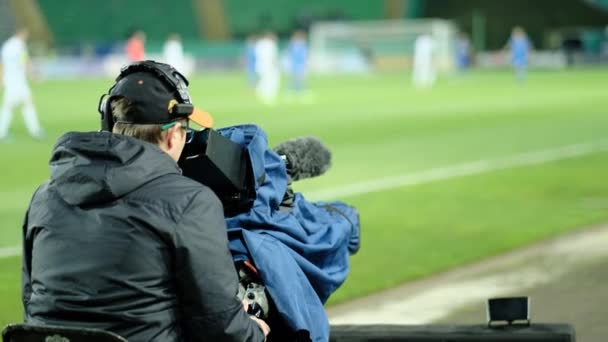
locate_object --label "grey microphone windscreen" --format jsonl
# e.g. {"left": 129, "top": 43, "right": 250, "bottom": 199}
{"left": 273, "top": 136, "right": 332, "bottom": 182}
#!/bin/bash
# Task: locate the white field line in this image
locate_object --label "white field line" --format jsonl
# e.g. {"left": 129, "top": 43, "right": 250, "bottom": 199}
{"left": 2, "top": 140, "right": 608, "bottom": 260}
{"left": 328, "top": 225, "right": 608, "bottom": 325}
{"left": 0, "top": 245, "right": 20, "bottom": 258}
{"left": 307, "top": 140, "right": 608, "bottom": 201}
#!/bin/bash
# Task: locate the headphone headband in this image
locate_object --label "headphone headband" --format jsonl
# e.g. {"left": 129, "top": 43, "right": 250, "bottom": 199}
{"left": 98, "top": 60, "right": 193, "bottom": 132}
{"left": 115, "top": 61, "right": 192, "bottom": 104}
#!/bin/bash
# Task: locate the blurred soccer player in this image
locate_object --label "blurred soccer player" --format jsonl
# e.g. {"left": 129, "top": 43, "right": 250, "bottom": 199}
{"left": 0, "top": 28, "right": 43, "bottom": 141}
{"left": 455, "top": 31, "right": 472, "bottom": 73}
{"left": 286, "top": 30, "right": 309, "bottom": 96}
{"left": 163, "top": 33, "right": 185, "bottom": 73}
{"left": 412, "top": 33, "right": 436, "bottom": 88}
{"left": 255, "top": 31, "right": 280, "bottom": 105}
{"left": 245, "top": 34, "right": 258, "bottom": 88}
{"left": 506, "top": 26, "right": 532, "bottom": 83}
{"left": 125, "top": 30, "right": 146, "bottom": 62}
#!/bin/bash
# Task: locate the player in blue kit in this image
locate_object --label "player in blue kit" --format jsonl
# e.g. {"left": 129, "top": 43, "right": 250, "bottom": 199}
{"left": 286, "top": 30, "right": 309, "bottom": 97}
{"left": 506, "top": 26, "right": 533, "bottom": 83}
{"left": 455, "top": 31, "right": 472, "bottom": 74}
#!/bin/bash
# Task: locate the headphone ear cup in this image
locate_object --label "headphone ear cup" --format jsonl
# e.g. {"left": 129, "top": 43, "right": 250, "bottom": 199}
{"left": 98, "top": 94, "right": 115, "bottom": 132}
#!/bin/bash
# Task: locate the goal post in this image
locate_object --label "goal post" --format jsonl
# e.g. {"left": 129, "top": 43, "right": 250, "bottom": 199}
{"left": 309, "top": 19, "right": 457, "bottom": 74}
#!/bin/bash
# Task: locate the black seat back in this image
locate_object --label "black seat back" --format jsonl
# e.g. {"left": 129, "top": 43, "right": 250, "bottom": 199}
{"left": 2, "top": 324, "right": 128, "bottom": 342}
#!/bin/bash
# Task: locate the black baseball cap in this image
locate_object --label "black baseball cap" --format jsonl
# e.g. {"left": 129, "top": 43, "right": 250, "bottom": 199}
{"left": 111, "top": 70, "right": 213, "bottom": 128}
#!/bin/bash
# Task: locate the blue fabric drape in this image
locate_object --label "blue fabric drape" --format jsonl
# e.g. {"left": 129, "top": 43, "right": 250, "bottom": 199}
{"left": 218, "top": 125, "right": 360, "bottom": 342}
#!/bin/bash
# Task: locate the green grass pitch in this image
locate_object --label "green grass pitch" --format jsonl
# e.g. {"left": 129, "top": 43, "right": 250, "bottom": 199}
{"left": 2, "top": 68, "right": 608, "bottom": 326}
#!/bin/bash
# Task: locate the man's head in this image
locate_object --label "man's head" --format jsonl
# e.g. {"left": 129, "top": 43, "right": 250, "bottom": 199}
{"left": 263, "top": 31, "right": 277, "bottom": 41}
{"left": 99, "top": 61, "right": 213, "bottom": 161}
{"left": 292, "top": 30, "right": 306, "bottom": 41}
{"left": 16, "top": 28, "right": 29, "bottom": 41}
{"left": 512, "top": 26, "right": 525, "bottom": 37}
{"left": 111, "top": 97, "right": 190, "bottom": 161}
{"left": 131, "top": 30, "right": 146, "bottom": 41}
{"left": 167, "top": 33, "right": 181, "bottom": 42}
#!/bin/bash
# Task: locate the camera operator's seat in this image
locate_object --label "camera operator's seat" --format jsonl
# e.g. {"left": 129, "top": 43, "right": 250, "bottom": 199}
{"left": 2, "top": 323, "right": 128, "bottom": 342}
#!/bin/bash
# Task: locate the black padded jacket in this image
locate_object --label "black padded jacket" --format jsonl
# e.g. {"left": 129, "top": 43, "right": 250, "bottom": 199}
{"left": 22, "top": 131, "right": 264, "bottom": 342}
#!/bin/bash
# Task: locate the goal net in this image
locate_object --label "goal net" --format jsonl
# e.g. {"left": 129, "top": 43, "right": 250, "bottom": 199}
{"left": 309, "top": 19, "right": 457, "bottom": 74}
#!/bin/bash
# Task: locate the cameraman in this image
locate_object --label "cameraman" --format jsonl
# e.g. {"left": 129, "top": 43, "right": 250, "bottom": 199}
{"left": 21, "top": 61, "right": 269, "bottom": 341}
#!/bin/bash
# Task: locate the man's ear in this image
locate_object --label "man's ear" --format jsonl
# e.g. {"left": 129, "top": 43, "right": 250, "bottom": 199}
{"left": 166, "top": 127, "right": 176, "bottom": 150}
{"left": 158, "top": 126, "right": 173, "bottom": 150}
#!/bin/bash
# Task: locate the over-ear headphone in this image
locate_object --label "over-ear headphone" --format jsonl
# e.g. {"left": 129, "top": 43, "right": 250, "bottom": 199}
{"left": 97, "top": 60, "right": 194, "bottom": 132}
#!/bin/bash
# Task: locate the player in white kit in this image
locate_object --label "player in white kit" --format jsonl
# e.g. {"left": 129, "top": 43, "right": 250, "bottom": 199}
{"left": 255, "top": 31, "right": 280, "bottom": 105}
{"left": 0, "top": 28, "right": 43, "bottom": 140}
{"left": 412, "top": 33, "right": 437, "bottom": 89}
{"left": 163, "top": 34, "right": 185, "bottom": 75}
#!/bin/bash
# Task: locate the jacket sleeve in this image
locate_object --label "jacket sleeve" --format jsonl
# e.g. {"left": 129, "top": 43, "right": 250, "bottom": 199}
{"left": 22, "top": 206, "right": 32, "bottom": 320}
{"left": 173, "top": 189, "right": 265, "bottom": 342}
{"left": 22, "top": 185, "right": 44, "bottom": 320}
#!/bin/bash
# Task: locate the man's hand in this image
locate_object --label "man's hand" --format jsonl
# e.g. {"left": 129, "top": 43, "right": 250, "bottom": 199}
{"left": 242, "top": 299, "right": 271, "bottom": 338}
{"left": 27, "top": 61, "right": 43, "bottom": 84}
{"left": 251, "top": 316, "right": 271, "bottom": 338}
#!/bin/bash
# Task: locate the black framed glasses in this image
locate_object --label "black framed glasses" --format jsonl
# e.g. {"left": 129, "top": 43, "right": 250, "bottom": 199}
{"left": 161, "top": 121, "right": 195, "bottom": 143}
